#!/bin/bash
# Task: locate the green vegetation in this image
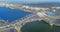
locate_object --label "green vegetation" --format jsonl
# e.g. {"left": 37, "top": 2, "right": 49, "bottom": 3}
{"left": 20, "top": 20, "right": 60, "bottom": 32}
{"left": 20, "top": 20, "right": 51, "bottom": 32}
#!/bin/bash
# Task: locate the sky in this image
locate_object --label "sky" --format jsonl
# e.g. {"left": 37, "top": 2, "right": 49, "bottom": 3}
{"left": 0, "top": 0, "right": 60, "bottom": 4}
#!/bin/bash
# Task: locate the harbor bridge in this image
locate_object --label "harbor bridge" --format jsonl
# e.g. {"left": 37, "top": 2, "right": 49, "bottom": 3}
{"left": 0, "top": 3, "right": 60, "bottom": 32}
